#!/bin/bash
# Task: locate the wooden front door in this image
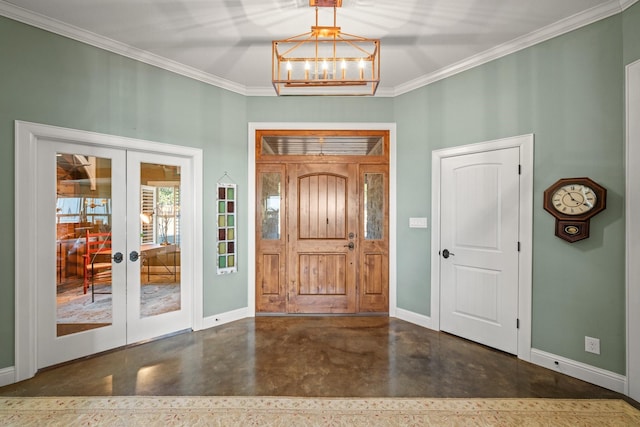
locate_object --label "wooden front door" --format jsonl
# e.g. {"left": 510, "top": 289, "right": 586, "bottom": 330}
{"left": 254, "top": 129, "right": 389, "bottom": 314}
{"left": 288, "top": 163, "right": 358, "bottom": 313}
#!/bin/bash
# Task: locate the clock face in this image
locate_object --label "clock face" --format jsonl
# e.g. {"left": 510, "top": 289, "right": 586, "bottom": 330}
{"left": 551, "top": 184, "right": 598, "bottom": 216}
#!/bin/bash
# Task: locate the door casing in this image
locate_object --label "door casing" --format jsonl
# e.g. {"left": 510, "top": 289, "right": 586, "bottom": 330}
{"left": 626, "top": 58, "right": 640, "bottom": 401}
{"left": 14, "top": 120, "right": 203, "bottom": 382}
{"left": 430, "top": 134, "right": 534, "bottom": 362}
{"left": 248, "top": 122, "right": 397, "bottom": 316}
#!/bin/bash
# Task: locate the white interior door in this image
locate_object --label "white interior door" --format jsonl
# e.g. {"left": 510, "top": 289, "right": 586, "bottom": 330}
{"left": 37, "top": 141, "right": 127, "bottom": 368}
{"left": 440, "top": 147, "right": 520, "bottom": 354}
{"left": 36, "top": 142, "right": 192, "bottom": 369}
{"left": 125, "top": 151, "right": 192, "bottom": 343}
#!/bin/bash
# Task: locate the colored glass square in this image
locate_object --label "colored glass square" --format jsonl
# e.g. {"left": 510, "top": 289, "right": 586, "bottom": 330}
{"left": 218, "top": 242, "right": 226, "bottom": 254}
{"left": 218, "top": 187, "right": 226, "bottom": 199}
{"left": 228, "top": 242, "right": 235, "bottom": 254}
{"left": 218, "top": 229, "right": 226, "bottom": 241}
{"left": 228, "top": 255, "right": 235, "bottom": 267}
{"left": 218, "top": 215, "right": 226, "bottom": 227}
{"left": 219, "top": 256, "right": 226, "bottom": 268}
{"left": 227, "top": 201, "right": 234, "bottom": 213}
{"left": 218, "top": 201, "right": 226, "bottom": 213}
{"left": 227, "top": 228, "right": 234, "bottom": 240}
{"left": 227, "top": 215, "right": 234, "bottom": 226}
{"left": 227, "top": 187, "right": 234, "bottom": 199}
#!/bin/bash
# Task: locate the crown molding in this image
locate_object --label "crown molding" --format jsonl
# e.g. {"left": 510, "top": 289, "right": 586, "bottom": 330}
{"left": 1, "top": 0, "right": 636, "bottom": 98}
{"left": 0, "top": 0, "right": 247, "bottom": 96}
{"left": 620, "top": 0, "right": 639, "bottom": 10}
{"left": 393, "top": 0, "right": 634, "bottom": 96}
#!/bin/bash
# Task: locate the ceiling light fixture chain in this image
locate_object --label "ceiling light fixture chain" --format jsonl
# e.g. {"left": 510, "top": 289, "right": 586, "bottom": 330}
{"left": 272, "top": 0, "right": 380, "bottom": 96}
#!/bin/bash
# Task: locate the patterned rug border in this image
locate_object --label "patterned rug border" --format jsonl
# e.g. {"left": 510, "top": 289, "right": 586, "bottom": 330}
{"left": 2, "top": 396, "right": 639, "bottom": 426}
{"left": 1, "top": 396, "right": 638, "bottom": 411}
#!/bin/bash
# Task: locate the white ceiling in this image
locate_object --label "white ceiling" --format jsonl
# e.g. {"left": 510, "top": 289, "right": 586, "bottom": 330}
{"left": 0, "top": 0, "right": 635, "bottom": 96}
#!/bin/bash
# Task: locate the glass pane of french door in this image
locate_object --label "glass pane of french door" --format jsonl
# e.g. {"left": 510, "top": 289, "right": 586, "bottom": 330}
{"left": 56, "top": 153, "right": 114, "bottom": 336}
{"left": 138, "top": 162, "right": 181, "bottom": 318}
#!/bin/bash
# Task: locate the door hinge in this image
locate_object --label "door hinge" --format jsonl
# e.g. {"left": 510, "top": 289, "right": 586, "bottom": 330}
{"left": 517, "top": 241, "right": 521, "bottom": 252}
{"left": 517, "top": 318, "right": 520, "bottom": 329}
{"left": 518, "top": 164, "right": 522, "bottom": 175}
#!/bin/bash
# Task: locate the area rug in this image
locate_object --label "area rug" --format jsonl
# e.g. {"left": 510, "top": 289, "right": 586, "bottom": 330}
{"left": 56, "top": 284, "right": 180, "bottom": 324}
{"left": 1, "top": 396, "right": 639, "bottom": 426}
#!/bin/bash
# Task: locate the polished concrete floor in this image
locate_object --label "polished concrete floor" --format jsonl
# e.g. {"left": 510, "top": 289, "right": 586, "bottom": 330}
{"left": 0, "top": 316, "right": 636, "bottom": 406}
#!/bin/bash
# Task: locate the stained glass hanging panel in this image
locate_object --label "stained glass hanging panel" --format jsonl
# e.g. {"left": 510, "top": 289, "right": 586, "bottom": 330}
{"left": 217, "top": 183, "right": 237, "bottom": 274}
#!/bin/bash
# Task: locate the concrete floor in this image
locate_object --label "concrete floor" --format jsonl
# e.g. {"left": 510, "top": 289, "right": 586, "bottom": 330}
{"left": 0, "top": 316, "right": 635, "bottom": 405}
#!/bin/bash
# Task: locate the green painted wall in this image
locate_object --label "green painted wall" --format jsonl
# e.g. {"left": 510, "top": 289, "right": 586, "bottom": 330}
{"left": 0, "top": 15, "right": 249, "bottom": 368}
{"left": 623, "top": 2, "right": 640, "bottom": 66}
{"left": 395, "top": 14, "right": 628, "bottom": 373}
{"left": 1, "top": 3, "right": 639, "bottom": 378}
{"left": 247, "top": 96, "right": 394, "bottom": 123}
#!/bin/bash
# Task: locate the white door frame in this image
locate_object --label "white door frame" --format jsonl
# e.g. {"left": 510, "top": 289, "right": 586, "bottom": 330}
{"left": 247, "top": 122, "right": 397, "bottom": 316}
{"left": 14, "top": 121, "right": 203, "bottom": 382}
{"left": 430, "top": 134, "right": 534, "bottom": 361}
{"left": 626, "top": 59, "right": 640, "bottom": 401}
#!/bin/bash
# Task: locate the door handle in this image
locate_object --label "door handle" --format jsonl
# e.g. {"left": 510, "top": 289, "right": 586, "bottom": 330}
{"left": 112, "top": 252, "right": 124, "bottom": 264}
{"left": 129, "top": 250, "right": 140, "bottom": 262}
{"left": 344, "top": 242, "right": 355, "bottom": 250}
{"left": 442, "top": 249, "right": 455, "bottom": 259}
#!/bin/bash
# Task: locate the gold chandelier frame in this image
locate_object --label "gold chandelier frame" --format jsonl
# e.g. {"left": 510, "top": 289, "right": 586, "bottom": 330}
{"left": 272, "top": 0, "right": 380, "bottom": 96}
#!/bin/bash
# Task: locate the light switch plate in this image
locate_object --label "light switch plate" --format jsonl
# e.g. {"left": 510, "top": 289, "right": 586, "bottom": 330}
{"left": 409, "top": 217, "right": 428, "bottom": 228}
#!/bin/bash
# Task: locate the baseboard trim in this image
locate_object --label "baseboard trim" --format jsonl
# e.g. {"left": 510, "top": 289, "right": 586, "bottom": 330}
{"left": 0, "top": 366, "right": 15, "bottom": 387}
{"left": 201, "top": 307, "right": 250, "bottom": 330}
{"left": 394, "top": 308, "right": 437, "bottom": 330}
{"left": 530, "top": 348, "right": 627, "bottom": 394}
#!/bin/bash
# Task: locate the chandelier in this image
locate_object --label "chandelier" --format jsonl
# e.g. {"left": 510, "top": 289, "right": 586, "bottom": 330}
{"left": 272, "top": 0, "right": 380, "bottom": 96}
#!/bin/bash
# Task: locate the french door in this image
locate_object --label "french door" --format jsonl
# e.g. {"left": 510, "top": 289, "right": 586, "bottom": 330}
{"left": 36, "top": 141, "right": 192, "bottom": 368}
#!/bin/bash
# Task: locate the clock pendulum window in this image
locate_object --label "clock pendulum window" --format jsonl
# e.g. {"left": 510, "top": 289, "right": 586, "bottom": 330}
{"left": 543, "top": 177, "right": 607, "bottom": 243}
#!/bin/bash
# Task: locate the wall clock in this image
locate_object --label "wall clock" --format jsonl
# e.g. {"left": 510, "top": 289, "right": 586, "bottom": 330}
{"left": 543, "top": 177, "right": 606, "bottom": 243}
